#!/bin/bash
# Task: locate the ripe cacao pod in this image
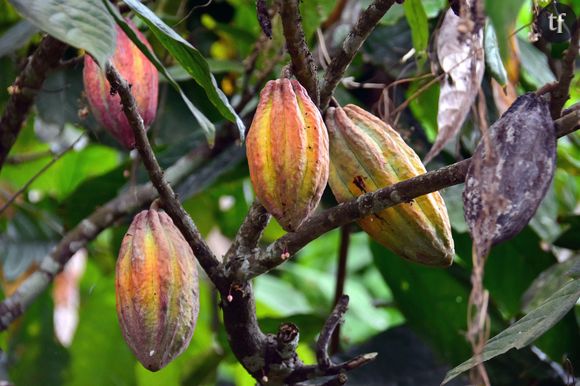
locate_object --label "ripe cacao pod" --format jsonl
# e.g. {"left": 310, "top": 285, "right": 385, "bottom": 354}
{"left": 463, "top": 93, "right": 556, "bottom": 257}
{"left": 83, "top": 21, "right": 158, "bottom": 149}
{"left": 326, "top": 105, "right": 454, "bottom": 267}
{"left": 246, "top": 79, "right": 329, "bottom": 231}
{"left": 116, "top": 209, "right": 199, "bottom": 371}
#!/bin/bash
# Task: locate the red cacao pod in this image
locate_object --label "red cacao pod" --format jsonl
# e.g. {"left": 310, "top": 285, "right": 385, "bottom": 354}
{"left": 116, "top": 210, "right": 199, "bottom": 371}
{"left": 246, "top": 79, "right": 329, "bottom": 231}
{"left": 83, "top": 21, "right": 158, "bottom": 149}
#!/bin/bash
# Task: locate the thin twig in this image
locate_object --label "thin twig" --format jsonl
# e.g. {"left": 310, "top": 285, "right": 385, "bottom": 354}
{"left": 0, "top": 134, "right": 85, "bottom": 215}
{"left": 550, "top": 25, "right": 579, "bottom": 119}
{"left": 320, "top": 0, "right": 400, "bottom": 109}
{"left": 279, "top": 0, "right": 319, "bottom": 104}
{"left": 331, "top": 226, "right": 351, "bottom": 354}
{"left": 320, "top": 373, "right": 348, "bottom": 386}
{"left": 321, "top": 0, "right": 349, "bottom": 30}
{"left": 318, "top": 295, "right": 349, "bottom": 370}
{"left": 5, "top": 150, "right": 53, "bottom": 164}
{"left": 0, "top": 36, "right": 68, "bottom": 171}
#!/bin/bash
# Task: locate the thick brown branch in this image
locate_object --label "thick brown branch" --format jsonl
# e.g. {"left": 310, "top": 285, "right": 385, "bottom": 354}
{"left": 104, "top": 63, "right": 223, "bottom": 284}
{"left": 279, "top": 0, "right": 319, "bottom": 104}
{"left": 244, "top": 111, "right": 579, "bottom": 280}
{"left": 0, "top": 36, "right": 68, "bottom": 171}
{"left": 225, "top": 201, "right": 270, "bottom": 265}
{"left": 550, "top": 26, "right": 579, "bottom": 119}
{"left": 319, "top": 0, "right": 400, "bottom": 108}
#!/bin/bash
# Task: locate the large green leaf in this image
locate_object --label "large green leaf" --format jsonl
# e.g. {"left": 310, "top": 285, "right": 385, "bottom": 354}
{"left": 371, "top": 241, "right": 472, "bottom": 363}
{"left": 484, "top": 21, "right": 508, "bottom": 86}
{"left": 65, "top": 260, "right": 136, "bottom": 386}
{"left": 403, "top": 0, "right": 428, "bottom": 66}
{"left": 518, "top": 37, "right": 557, "bottom": 88}
{"left": 485, "top": 0, "right": 524, "bottom": 59}
{"left": 0, "top": 206, "right": 60, "bottom": 280}
{"left": 120, "top": 0, "right": 244, "bottom": 140}
{"left": 454, "top": 229, "right": 555, "bottom": 318}
{"left": 102, "top": 3, "right": 216, "bottom": 145}
{"left": 8, "top": 291, "right": 69, "bottom": 386}
{"left": 443, "top": 278, "right": 580, "bottom": 384}
{"left": 8, "top": 0, "right": 115, "bottom": 66}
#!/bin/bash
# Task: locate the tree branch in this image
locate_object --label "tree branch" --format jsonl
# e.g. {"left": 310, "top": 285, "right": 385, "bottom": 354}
{"left": 104, "top": 63, "right": 223, "bottom": 283}
{"left": 242, "top": 110, "right": 580, "bottom": 280}
{"left": 279, "top": 0, "right": 319, "bottom": 104}
{"left": 225, "top": 201, "right": 270, "bottom": 268}
{"left": 319, "top": 0, "right": 400, "bottom": 109}
{"left": 0, "top": 35, "right": 68, "bottom": 171}
{"left": 318, "top": 295, "right": 349, "bottom": 369}
{"left": 105, "top": 60, "right": 375, "bottom": 386}
{"left": 331, "top": 227, "right": 351, "bottom": 354}
{"left": 549, "top": 25, "right": 579, "bottom": 120}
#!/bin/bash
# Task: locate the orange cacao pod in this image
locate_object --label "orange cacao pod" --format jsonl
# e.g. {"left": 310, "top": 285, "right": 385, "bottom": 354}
{"left": 325, "top": 105, "right": 454, "bottom": 267}
{"left": 83, "top": 21, "right": 158, "bottom": 149}
{"left": 246, "top": 79, "right": 329, "bottom": 231}
{"left": 116, "top": 210, "right": 199, "bottom": 371}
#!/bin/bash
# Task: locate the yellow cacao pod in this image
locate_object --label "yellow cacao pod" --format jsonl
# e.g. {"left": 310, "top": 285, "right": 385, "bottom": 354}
{"left": 246, "top": 79, "right": 329, "bottom": 231}
{"left": 115, "top": 210, "right": 199, "bottom": 371}
{"left": 325, "top": 105, "right": 454, "bottom": 267}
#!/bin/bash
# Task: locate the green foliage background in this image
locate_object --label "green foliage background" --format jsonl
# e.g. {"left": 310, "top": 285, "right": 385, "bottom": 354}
{"left": 0, "top": 0, "right": 578, "bottom": 385}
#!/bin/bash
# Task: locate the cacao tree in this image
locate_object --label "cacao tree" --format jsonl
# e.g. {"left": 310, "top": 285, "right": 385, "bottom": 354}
{"left": 0, "top": 0, "right": 578, "bottom": 385}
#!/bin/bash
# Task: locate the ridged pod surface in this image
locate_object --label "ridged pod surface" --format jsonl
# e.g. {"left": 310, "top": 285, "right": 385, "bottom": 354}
{"left": 326, "top": 105, "right": 454, "bottom": 267}
{"left": 246, "top": 79, "right": 329, "bottom": 231}
{"left": 463, "top": 93, "right": 556, "bottom": 257}
{"left": 83, "top": 21, "right": 158, "bottom": 149}
{"left": 116, "top": 210, "right": 199, "bottom": 371}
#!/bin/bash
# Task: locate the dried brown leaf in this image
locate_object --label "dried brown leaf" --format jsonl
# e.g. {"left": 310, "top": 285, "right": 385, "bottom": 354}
{"left": 424, "top": 8, "right": 485, "bottom": 163}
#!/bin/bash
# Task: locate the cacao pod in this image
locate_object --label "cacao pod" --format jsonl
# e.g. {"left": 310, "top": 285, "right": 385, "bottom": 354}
{"left": 463, "top": 93, "right": 556, "bottom": 257}
{"left": 83, "top": 21, "right": 158, "bottom": 149}
{"left": 116, "top": 209, "right": 199, "bottom": 371}
{"left": 326, "top": 105, "right": 454, "bottom": 267}
{"left": 246, "top": 79, "right": 329, "bottom": 231}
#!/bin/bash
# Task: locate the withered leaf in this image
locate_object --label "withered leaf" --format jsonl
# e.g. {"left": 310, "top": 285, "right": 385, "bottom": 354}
{"left": 463, "top": 93, "right": 556, "bottom": 257}
{"left": 424, "top": 8, "right": 485, "bottom": 163}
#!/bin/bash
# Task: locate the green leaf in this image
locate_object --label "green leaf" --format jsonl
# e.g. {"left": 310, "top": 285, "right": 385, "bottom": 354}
{"left": 65, "top": 260, "right": 136, "bottom": 386}
{"left": 454, "top": 229, "right": 555, "bottom": 318}
{"left": 0, "top": 19, "right": 37, "bottom": 57}
{"left": 120, "top": 0, "right": 244, "bottom": 140}
{"left": 371, "top": 241, "right": 472, "bottom": 363}
{"left": 102, "top": 2, "right": 215, "bottom": 145}
{"left": 485, "top": 0, "right": 524, "bottom": 59}
{"left": 522, "top": 256, "right": 579, "bottom": 313}
{"left": 484, "top": 21, "right": 508, "bottom": 86}
{"left": 442, "top": 278, "right": 580, "bottom": 384}
{"left": 518, "top": 37, "right": 556, "bottom": 88}
{"left": 403, "top": 0, "right": 429, "bottom": 66}
{"left": 8, "top": 291, "right": 69, "bottom": 386}
{"left": 8, "top": 0, "right": 115, "bottom": 66}
{"left": 554, "top": 215, "right": 580, "bottom": 249}
{"left": 254, "top": 275, "right": 313, "bottom": 318}
{"left": 0, "top": 207, "right": 60, "bottom": 280}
